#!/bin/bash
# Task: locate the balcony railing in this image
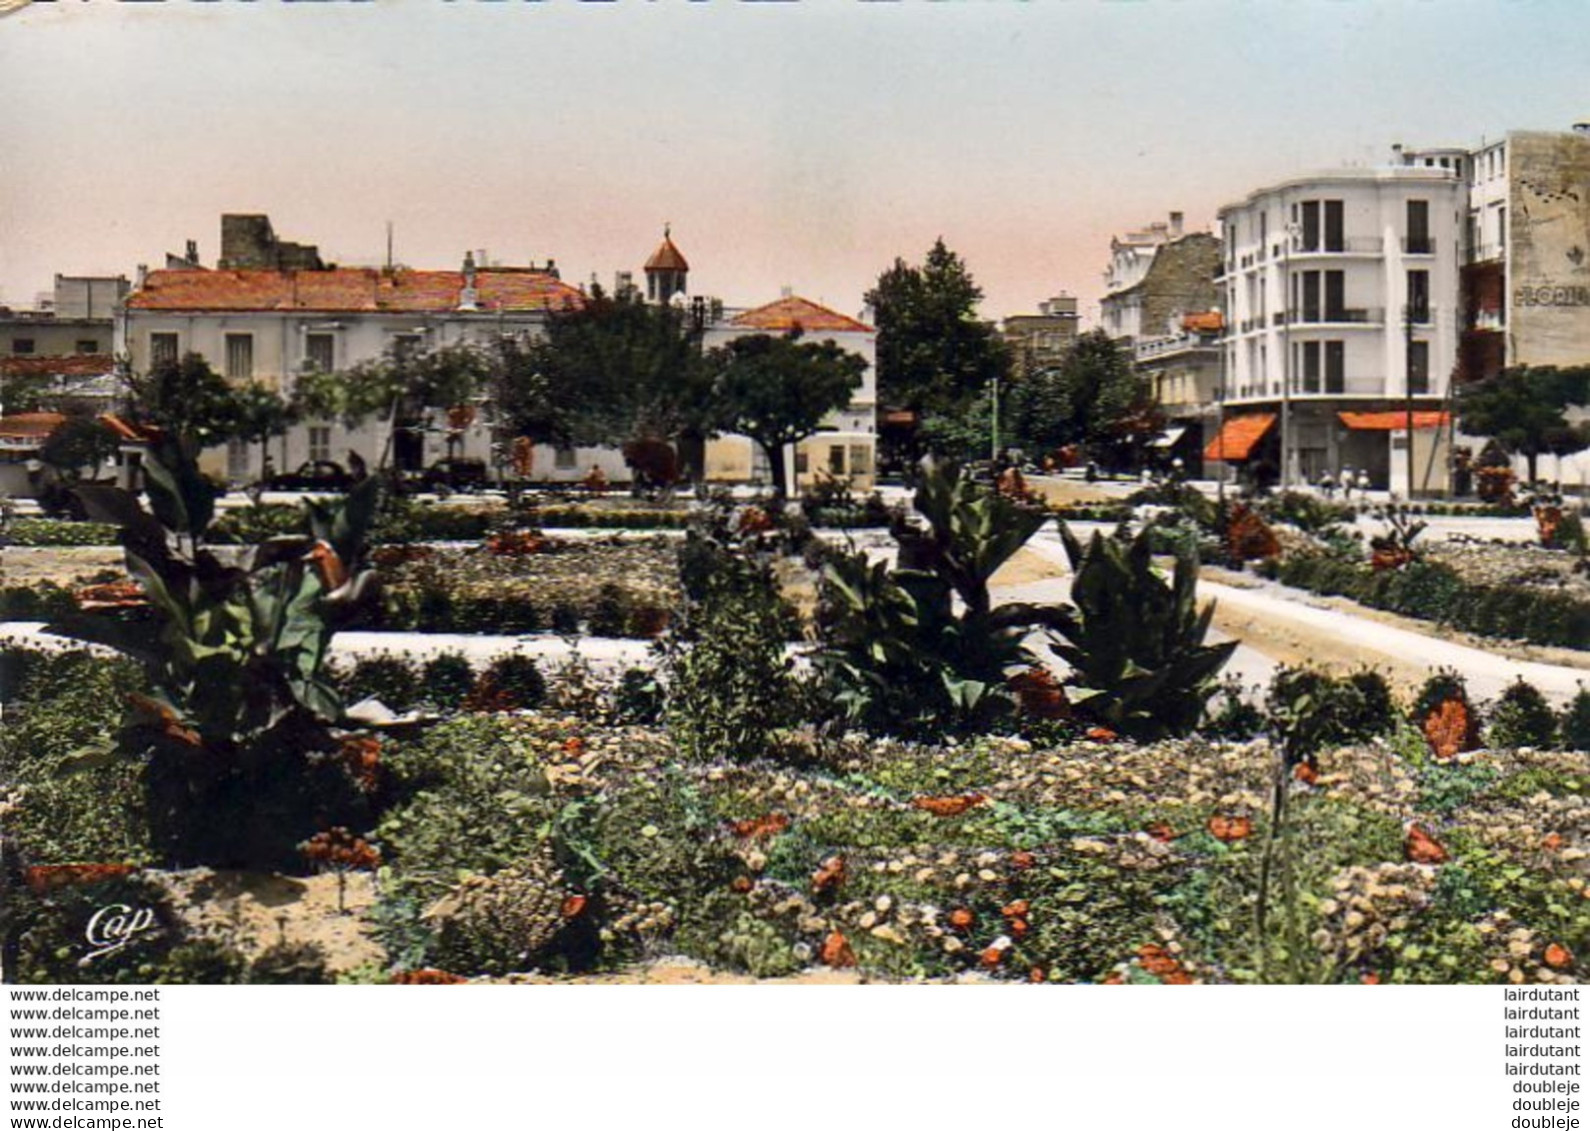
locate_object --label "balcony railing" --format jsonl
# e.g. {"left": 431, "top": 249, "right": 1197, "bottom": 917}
{"left": 1466, "top": 242, "right": 1503, "bottom": 264}
{"left": 1288, "top": 307, "right": 1385, "bottom": 325}
{"left": 1290, "top": 236, "right": 1384, "bottom": 255}
{"left": 1402, "top": 236, "right": 1435, "bottom": 255}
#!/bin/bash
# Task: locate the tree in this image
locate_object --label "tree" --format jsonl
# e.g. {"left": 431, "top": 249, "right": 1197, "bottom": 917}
{"left": 291, "top": 341, "right": 495, "bottom": 470}
{"left": 707, "top": 331, "right": 867, "bottom": 498}
{"left": 865, "top": 238, "right": 1009, "bottom": 456}
{"left": 228, "top": 382, "right": 291, "bottom": 482}
{"left": 528, "top": 286, "right": 715, "bottom": 480}
{"left": 122, "top": 353, "right": 241, "bottom": 448}
{"left": 1006, "top": 330, "right": 1158, "bottom": 469}
{"left": 1458, "top": 365, "right": 1590, "bottom": 485}
{"left": 40, "top": 414, "right": 120, "bottom": 482}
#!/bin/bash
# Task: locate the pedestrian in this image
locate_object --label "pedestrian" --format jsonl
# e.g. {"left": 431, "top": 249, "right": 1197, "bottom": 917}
{"left": 1318, "top": 469, "right": 1336, "bottom": 500}
{"left": 1339, "top": 466, "right": 1355, "bottom": 502}
{"left": 1356, "top": 469, "right": 1371, "bottom": 499}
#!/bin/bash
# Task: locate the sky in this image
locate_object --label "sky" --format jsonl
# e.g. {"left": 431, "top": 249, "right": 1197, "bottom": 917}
{"left": 2, "top": 0, "right": 1588, "bottom": 325}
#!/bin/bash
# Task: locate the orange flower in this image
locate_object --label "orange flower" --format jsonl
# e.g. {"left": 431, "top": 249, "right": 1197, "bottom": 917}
{"left": 1027, "top": 966, "right": 1047, "bottom": 984}
{"left": 1544, "top": 943, "right": 1574, "bottom": 971}
{"left": 300, "top": 827, "right": 381, "bottom": 871}
{"left": 1423, "top": 698, "right": 1475, "bottom": 762}
{"left": 23, "top": 863, "right": 136, "bottom": 894}
{"left": 731, "top": 813, "right": 791, "bottom": 841}
{"left": 1404, "top": 823, "right": 1448, "bottom": 865}
{"left": 1207, "top": 814, "right": 1253, "bottom": 842}
{"left": 1010, "top": 850, "right": 1036, "bottom": 871}
{"left": 730, "top": 876, "right": 754, "bottom": 895}
{"left": 560, "top": 894, "right": 588, "bottom": 920}
{"left": 1009, "top": 918, "right": 1030, "bottom": 940}
{"left": 1161, "top": 970, "right": 1194, "bottom": 985}
{"left": 811, "top": 854, "right": 847, "bottom": 895}
{"left": 911, "top": 793, "right": 987, "bottom": 817}
{"left": 1102, "top": 972, "right": 1125, "bottom": 985}
{"left": 391, "top": 968, "right": 468, "bottom": 985}
{"left": 304, "top": 539, "right": 348, "bottom": 591}
{"left": 1293, "top": 761, "right": 1319, "bottom": 785}
{"left": 1001, "top": 899, "right": 1030, "bottom": 919}
{"left": 1146, "top": 822, "right": 1177, "bottom": 843}
{"left": 980, "top": 946, "right": 1004, "bottom": 969}
{"left": 562, "top": 736, "right": 585, "bottom": 755}
{"left": 1008, "top": 667, "right": 1070, "bottom": 720}
{"left": 338, "top": 735, "right": 382, "bottom": 791}
{"left": 820, "top": 931, "right": 856, "bottom": 969}
{"left": 1543, "top": 833, "right": 1564, "bottom": 852}
{"left": 948, "top": 908, "right": 976, "bottom": 932}
{"left": 1361, "top": 973, "right": 1381, "bottom": 985}
{"left": 1085, "top": 727, "right": 1118, "bottom": 743}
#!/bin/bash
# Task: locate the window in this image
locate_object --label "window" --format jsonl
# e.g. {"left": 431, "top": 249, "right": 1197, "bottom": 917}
{"left": 308, "top": 425, "right": 332, "bottom": 464}
{"left": 1323, "top": 200, "right": 1344, "bottom": 252}
{"left": 1407, "top": 271, "right": 1430, "bottom": 324}
{"left": 1497, "top": 207, "right": 1506, "bottom": 249}
{"left": 848, "top": 444, "right": 873, "bottom": 478}
{"left": 1406, "top": 200, "right": 1431, "bottom": 254}
{"left": 227, "top": 437, "right": 250, "bottom": 481}
{"left": 1300, "top": 201, "right": 1320, "bottom": 251}
{"left": 554, "top": 447, "right": 576, "bottom": 470}
{"left": 1324, "top": 271, "right": 1345, "bottom": 321}
{"left": 1300, "top": 341, "right": 1321, "bottom": 393}
{"left": 1300, "top": 272, "right": 1321, "bottom": 322}
{"left": 794, "top": 449, "right": 809, "bottom": 475}
{"left": 393, "top": 334, "right": 422, "bottom": 361}
{"left": 1408, "top": 341, "right": 1430, "bottom": 395}
{"left": 1325, "top": 341, "right": 1345, "bottom": 394}
{"left": 75, "top": 339, "right": 99, "bottom": 355}
{"left": 11, "top": 338, "right": 34, "bottom": 355}
{"left": 827, "top": 445, "right": 846, "bottom": 475}
{"left": 305, "top": 333, "right": 335, "bottom": 372}
{"left": 225, "top": 333, "right": 254, "bottom": 380}
{"left": 150, "top": 333, "right": 178, "bottom": 367}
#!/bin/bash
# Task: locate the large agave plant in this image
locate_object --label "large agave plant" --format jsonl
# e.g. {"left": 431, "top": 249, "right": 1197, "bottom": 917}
{"left": 53, "top": 437, "right": 378, "bottom": 754}
{"left": 815, "top": 460, "right": 1069, "bottom": 735}
{"left": 1049, "top": 522, "right": 1236, "bottom": 740}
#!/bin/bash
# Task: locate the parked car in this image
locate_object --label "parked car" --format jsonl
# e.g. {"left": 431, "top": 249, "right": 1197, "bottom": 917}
{"left": 265, "top": 460, "right": 353, "bottom": 492}
{"left": 409, "top": 457, "right": 489, "bottom": 495}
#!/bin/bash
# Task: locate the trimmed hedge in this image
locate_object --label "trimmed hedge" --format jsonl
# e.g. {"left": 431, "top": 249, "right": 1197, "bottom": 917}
{"left": 3, "top": 519, "right": 120, "bottom": 547}
{"left": 369, "top": 582, "right": 671, "bottom": 639}
{"left": 0, "top": 583, "right": 79, "bottom": 621}
{"left": 1278, "top": 552, "right": 1590, "bottom": 650}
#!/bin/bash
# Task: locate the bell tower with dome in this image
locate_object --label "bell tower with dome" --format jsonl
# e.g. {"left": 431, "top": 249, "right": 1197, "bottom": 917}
{"left": 644, "top": 225, "right": 689, "bottom": 304}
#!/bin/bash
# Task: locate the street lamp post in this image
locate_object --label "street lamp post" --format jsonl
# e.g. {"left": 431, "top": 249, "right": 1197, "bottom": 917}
{"left": 1281, "top": 220, "right": 1300, "bottom": 490}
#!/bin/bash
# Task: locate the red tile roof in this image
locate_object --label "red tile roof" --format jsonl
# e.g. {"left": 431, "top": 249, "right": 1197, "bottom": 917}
{"left": 0, "top": 412, "right": 67, "bottom": 440}
{"left": 1182, "top": 311, "right": 1224, "bottom": 333}
{"left": 1203, "top": 413, "right": 1276, "bottom": 462}
{"left": 0, "top": 354, "right": 117, "bottom": 378}
{"left": 730, "top": 296, "right": 873, "bottom": 335}
{"left": 1338, "top": 411, "right": 1451, "bottom": 431}
{"left": 125, "top": 268, "right": 585, "bottom": 314}
{"left": 644, "top": 235, "right": 690, "bottom": 273}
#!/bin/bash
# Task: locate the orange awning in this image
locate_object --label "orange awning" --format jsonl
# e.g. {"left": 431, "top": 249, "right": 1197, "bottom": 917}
{"left": 1203, "top": 413, "right": 1276, "bottom": 462}
{"left": 1337, "top": 411, "right": 1451, "bottom": 431}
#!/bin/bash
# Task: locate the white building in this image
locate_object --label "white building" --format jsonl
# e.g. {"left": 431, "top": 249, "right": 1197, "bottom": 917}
{"left": 118, "top": 248, "right": 585, "bottom": 484}
{"left": 1213, "top": 161, "right": 1466, "bottom": 491}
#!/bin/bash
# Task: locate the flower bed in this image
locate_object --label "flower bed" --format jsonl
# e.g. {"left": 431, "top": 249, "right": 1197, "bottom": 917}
{"left": 368, "top": 536, "right": 679, "bottom": 638}
{"left": 1276, "top": 551, "right": 1590, "bottom": 650}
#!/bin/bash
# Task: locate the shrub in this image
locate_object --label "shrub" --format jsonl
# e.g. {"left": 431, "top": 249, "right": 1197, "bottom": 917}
{"left": 1410, "top": 669, "right": 1482, "bottom": 761}
{"left": 339, "top": 656, "right": 423, "bottom": 712}
{"left": 1052, "top": 523, "right": 1237, "bottom": 741}
{"left": 667, "top": 526, "right": 799, "bottom": 762}
{"left": 1199, "top": 674, "right": 1265, "bottom": 741}
{"left": 422, "top": 652, "right": 476, "bottom": 711}
{"left": 2, "top": 518, "right": 120, "bottom": 546}
{"left": 1487, "top": 678, "right": 1558, "bottom": 749}
{"left": 426, "top": 853, "right": 570, "bottom": 977}
{"left": 248, "top": 941, "right": 333, "bottom": 984}
{"left": 1561, "top": 686, "right": 1590, "bottom": 751}
{"left": 472, "top": 654, "right": 546, "bottom": 711}
{"left": 1265, "top": 666, "right": 1395, "bottom": 764}
{"left": 208, "top": 504, "right": 307, "bottom": 544}
{"left": 613, "top": 667, "right": 664, "bottom": 725}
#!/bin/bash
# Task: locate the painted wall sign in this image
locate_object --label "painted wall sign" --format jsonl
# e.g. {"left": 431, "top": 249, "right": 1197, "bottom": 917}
{"left": 1515, "top": 284, "right": 1590, "bottom": 307}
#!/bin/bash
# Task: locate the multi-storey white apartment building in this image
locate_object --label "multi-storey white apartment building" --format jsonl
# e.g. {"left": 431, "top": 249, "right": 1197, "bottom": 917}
{"left": 1213, "top": 161, "right": 1466, "bottom": 491}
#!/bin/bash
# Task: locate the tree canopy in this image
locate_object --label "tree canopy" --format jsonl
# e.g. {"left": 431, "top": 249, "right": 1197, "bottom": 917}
{"left": 1458, "top": 364, "right": 1590, "bottom": 485}
{"left": 1005, "top": 329, "right": 1158, "bottom": 468}
{"left": 865, "top": 239, "right": 1009, "bottom": 440}
{"left": 122, "top": 353, "right": 244, "bottom": 449}
{"left": 707, "top": 331, "right": 867, "bottom": 498}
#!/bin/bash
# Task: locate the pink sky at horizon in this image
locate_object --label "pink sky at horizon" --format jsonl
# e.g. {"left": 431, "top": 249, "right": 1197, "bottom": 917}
{"left": 2, "top": 1, "right": 1587, "bottom": 326}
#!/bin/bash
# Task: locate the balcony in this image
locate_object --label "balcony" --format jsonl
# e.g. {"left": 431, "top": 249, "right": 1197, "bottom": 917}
{"left": 1289, "top": 236, "right": 1385, "bottom": 256}
{"left": 1466, "top": 242, "right": 1503, "bottom": 264}
{"left": 1402, "top": 236, "right": 1436, "bottom": 255}
{"left": 1288, "top": 307, "right": 1385, "bottom": 326}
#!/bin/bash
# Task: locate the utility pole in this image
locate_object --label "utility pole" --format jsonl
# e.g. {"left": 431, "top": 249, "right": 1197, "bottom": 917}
{"left": 1281, "top": 220, "right": 1299, "bottom": 490}
{"left": 1404, "top": 301, "right": 1416, "bottom": 501}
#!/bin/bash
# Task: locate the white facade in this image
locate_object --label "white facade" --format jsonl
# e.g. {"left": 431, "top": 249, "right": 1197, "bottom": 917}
{"left": 1101, "top": 212, "right": 1184, "bottom": 341}
{"left": 1217, "top": 164, "right": 1465, "bottom": 488}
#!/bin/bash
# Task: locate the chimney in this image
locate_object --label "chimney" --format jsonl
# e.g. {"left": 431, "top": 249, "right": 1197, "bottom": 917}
{"left": 1169, "top": 212, "right": 1184, "bottom": 238}
{"left": 136, "top": 264, "right": 148, "bottom": 289}
{"left": 780, "top": 285, "right": 793, "bottom": 299}
{"left": 459, "top": 251, "right": 479, "bottom": 311}
{"left": 185, "top": 240, "right": 199, "bottom": 266}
